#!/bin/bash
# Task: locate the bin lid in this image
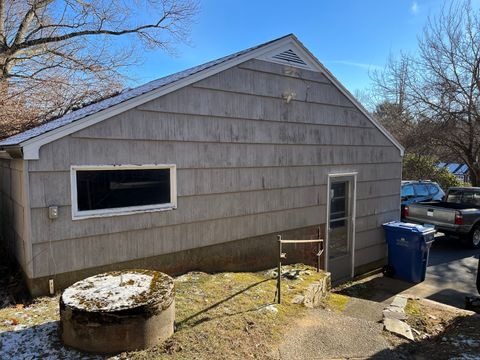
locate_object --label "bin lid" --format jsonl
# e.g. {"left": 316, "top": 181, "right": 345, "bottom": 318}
{"left": 383, "top": 221, "right": 435, "bottom": 234}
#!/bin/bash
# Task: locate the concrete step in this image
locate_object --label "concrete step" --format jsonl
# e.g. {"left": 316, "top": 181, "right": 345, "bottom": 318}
{"left": 341, "top": 296, "right": 387, "bottom": 323}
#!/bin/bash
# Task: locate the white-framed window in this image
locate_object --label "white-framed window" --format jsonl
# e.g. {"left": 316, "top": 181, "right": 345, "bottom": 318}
{"left": 70, "top": 164, "right": 177, "bottom": 220}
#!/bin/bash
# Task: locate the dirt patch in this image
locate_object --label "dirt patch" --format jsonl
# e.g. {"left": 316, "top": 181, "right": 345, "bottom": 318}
{"left": 404, "top": 299, "right": 453, "bottom": 339}
{"left": 384, "top": 298, "right": 480, "bottom": 359}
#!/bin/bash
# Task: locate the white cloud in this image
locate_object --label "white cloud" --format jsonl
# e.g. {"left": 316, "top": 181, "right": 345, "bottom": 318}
{"left": 326, "top": 60, "right": 382, "bottom": 71}
{"left": 411, "top": 1, "right": 419, "bottom": 15}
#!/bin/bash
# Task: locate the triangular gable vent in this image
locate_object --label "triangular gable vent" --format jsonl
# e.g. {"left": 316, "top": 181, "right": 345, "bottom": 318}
{"left": 271, "top": 49, "right": 307, "bottom": 66}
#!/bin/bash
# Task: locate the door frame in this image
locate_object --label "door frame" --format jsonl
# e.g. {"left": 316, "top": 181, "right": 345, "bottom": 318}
{"left": 325, "top": 172, "right": 357, "bottom": 278}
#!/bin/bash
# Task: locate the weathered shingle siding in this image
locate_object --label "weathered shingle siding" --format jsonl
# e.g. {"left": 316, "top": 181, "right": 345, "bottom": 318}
{"left": 0, "top": 159, "right": 30, "bottom": 275}
{"left": 27, "top": 59, "right": 402, "bottom": 278}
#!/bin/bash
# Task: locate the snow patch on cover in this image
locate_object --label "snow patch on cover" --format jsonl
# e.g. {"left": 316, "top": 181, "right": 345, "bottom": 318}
{"left": 62, "top": 272, "right": 153, "bottom": 312}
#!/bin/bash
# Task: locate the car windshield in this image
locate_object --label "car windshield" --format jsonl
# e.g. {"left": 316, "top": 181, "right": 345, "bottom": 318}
{"left": 446, "top": 189, "right": 480, "bottom": 206}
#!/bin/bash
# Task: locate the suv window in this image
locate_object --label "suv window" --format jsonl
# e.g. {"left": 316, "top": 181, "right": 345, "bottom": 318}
{"left": 427, "top": 183, "right": 439, "bottom": 195}
{"left": 401, "top": 184, "right": 415, "bottom": 199}
{"left": 414, "top": 184, "right": 429, "bottom": 196}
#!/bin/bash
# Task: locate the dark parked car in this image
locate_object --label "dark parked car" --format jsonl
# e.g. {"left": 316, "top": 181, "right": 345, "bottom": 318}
{"left": 401, "top": 180, "right": 445, "bottom": 220}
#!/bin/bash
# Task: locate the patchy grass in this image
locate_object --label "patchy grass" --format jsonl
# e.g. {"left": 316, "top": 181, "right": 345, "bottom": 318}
{"left": 0, "top": 296, "right": 59, "bottom": 331}
{"left": 0, "top": 264, "right": 328, "bottom": 360}
{"left": 322, "top": 293, "right": 350, "bottom": 313}
{"left": 404, "top": 299, "right": 429, "bottom": 334}
{"left": 392, "top": 300, "right": 480, "bottom": 359}
{"left": 404, "top": 299, "right": 460, "bottom": 339}
{"left": 129, "top": 265, "right": 326, "bottom": 360}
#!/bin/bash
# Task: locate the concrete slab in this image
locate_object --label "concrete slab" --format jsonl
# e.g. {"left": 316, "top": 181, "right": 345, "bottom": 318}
{"left": 390, "top": 295, "right": 408, "bottom": 309}
{"left": 384, "top": 318, "right": 414, "bottom": 341}
{"left": 342, "top": 297, "right": 385, "bottom": 322}
{"left": 278, "top": 308, "right": 396, "bottom": 360}
{"left": 383, "top": 309, "right": 407, "bottom": 320}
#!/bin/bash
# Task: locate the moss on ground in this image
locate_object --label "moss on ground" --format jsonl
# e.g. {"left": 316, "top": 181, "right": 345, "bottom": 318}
{"left": 404, "top": 299, "right": 430, "bottom": 334}
{"left": 322, "top": 293, "right": 350, "bottom": 313}
{"left": 127, "top": 264, "right": 327, "bottom": 360}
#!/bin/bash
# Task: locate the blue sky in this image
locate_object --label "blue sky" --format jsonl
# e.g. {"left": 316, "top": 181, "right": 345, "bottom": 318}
{"left": 125, "top": 1, "right": 465, "bottom": 95}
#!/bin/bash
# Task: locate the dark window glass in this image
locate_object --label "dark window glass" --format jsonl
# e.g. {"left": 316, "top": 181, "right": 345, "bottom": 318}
{"left": 330, "top": 181, "right": 347, "bottom": 227}
{"left": 446, "top": 190, "right": 480, "bottom": 205}
{"left": 331, "top": 182, "right": 346, "bottom": 198}
{"left": 460, "top": 192, "right": 480, "bottom": 206}
{"left": 76, "top": 168, "right": 171, "bottom": 211}
{"left": 446, "top": 189, "right": 463, "bottom": 203}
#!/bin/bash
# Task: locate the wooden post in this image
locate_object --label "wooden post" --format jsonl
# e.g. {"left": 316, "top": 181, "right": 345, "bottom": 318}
{"left": 277, "top": 234, "right": 282, "bottom": 304}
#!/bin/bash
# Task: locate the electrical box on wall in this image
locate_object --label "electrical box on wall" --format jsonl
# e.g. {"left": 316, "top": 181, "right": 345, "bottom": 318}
{"left": 48, "top": 206, "right": 58, "bottom": 219}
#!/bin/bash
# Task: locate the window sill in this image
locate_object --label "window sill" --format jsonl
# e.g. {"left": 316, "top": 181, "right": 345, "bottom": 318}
{"left": 71, "top": 204, "right": 177, "bottom": 220}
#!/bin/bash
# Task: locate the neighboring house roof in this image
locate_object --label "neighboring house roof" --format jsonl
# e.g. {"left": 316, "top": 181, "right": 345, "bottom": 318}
{"left": 447, "top": 163, "right": 461, "bottom": 173}
{"left": 438, "top": 163, "right": 469, "bottom": 175}
{"left": 0, "top": 34, "right": 404, "bottom": 159}
{"left": 456, "top": 164, "right": 469, "bottom": 174}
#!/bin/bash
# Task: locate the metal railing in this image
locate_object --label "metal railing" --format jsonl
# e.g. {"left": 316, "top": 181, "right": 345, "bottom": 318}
{"left": 275, "top": 228, "right": 324, "bottom": 304}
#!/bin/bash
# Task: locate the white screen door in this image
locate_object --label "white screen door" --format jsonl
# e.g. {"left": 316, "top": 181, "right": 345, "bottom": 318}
{"left": 326, "top": 173, "right": 356, "bottom": 282}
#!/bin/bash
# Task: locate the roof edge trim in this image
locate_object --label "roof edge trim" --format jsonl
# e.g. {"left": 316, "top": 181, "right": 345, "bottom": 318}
{"left": 288, "top": 36, "right": 404, "bottom": 156}
{"left": 20, "top": 37, "right": 294, "bottom": 159}
{"left": 15, "top": 34, "right": 403, "bottom": 159}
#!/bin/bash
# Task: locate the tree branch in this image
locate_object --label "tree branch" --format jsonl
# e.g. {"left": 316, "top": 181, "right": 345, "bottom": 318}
{"left": 0, "top": 0, "right": 5, "bottom": 46}
{"left": 12, "top": 0, "right": 54, "bottom": 47}
{"left": 12, "top": 16, "right": 169, "bottom": 52}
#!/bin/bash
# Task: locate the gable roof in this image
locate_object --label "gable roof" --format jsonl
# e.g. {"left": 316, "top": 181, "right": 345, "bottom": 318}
{"left": 0, "top": 34, "right": 404, "bottom": 159}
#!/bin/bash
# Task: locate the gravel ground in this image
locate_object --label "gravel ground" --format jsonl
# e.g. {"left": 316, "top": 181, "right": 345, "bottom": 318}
{"left": 278, "top": 308, "right": 397, "bottom": 360}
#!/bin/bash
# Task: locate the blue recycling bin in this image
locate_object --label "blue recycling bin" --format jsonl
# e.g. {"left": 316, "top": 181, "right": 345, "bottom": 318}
{"left": 382, "top": 221, "right": 435, "bottom": 283}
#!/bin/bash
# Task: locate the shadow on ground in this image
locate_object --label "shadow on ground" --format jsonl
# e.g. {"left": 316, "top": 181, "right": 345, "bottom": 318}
{"left": 427, "top": 236, "right": 479, "bottom": 267}
{"left": 425, "top": 288, "right": 475, "bottom": 308}
{"left": 338, "top": 235, "right": 479, "bottom": 309}
{"left": 0, "top": 249, "right": 30, "bottom": 310}
{"left": 176, "top": 277, "right": 274, "bottom": 329}
{"left": 336, "top": 275, "right": 415, "bottom": 304}
{"left": 371, "top": 314, "right": 480, "bottom": 360}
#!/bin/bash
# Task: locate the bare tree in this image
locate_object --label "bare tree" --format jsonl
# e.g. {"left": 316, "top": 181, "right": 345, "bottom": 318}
{"left": 0, "top": 0, "right": 198, "bottom": 138}
{"left": 370, "top": 54, "right": 425, "bottom": 152}
{"left": 373, "top": 1, "right": 480, "bottom": 186}
{"left": 372, "top": 101, "right": 419, "bottom": 151}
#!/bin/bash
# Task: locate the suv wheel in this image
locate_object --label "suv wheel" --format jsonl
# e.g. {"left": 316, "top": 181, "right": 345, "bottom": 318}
{"left": 470, "top": 225, "right": 480, "bottom": 249}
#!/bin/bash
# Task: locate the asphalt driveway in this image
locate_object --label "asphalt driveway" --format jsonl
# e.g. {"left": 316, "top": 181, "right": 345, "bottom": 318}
{"left": 338, "top": 235, "right": 479, "bottom": 309}
{"left": 420, "top": 234, "right": 479, "bottom": 307}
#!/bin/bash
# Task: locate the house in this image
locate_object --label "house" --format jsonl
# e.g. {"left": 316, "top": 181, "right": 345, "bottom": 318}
{"left": 0, "top": 34, "right": 404, "bottom": 296}
{"left": 438, "top": 163, "right": 470, "bottom": 183}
